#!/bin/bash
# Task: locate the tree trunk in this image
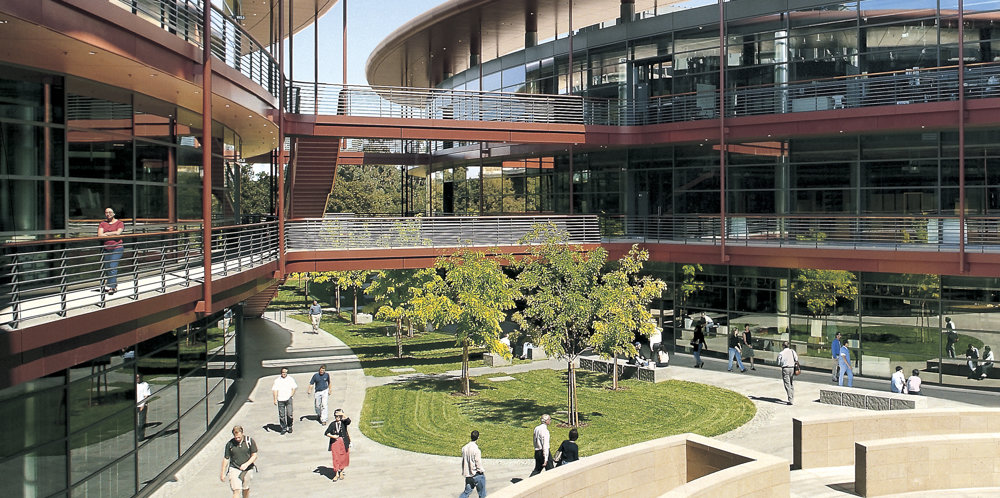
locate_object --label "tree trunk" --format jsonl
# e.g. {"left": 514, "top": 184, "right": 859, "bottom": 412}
{"left": 352, "top": 288, "right": 358, "bottom": 325}
{"left": 335, "top": 285, "right": 341, "bottom": 314}
{"left": 461, "top": 339, "right": 471, "bottom": 395}
{"left": 395, "top": 317, "right": 403, "bottom": 358}
{"left": 567, "top": 362, "right": 578, "bottom": 426}
{"left": 612, "top": 354, "right": 619, "bottom": 390}
{"left": 406, "top": 317, "right": 414, "bottom": 337}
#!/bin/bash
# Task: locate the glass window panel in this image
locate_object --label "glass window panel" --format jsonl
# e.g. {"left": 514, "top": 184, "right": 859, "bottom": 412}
{"left": 208, "top": 382, "right": 227, "bottom": 426}
{"left": 138, "top": 423, "right": 178, "bottom": 487}
{"left": 68, "top": 181, "right": 133, "bottom": 223}
{"left": 0, "top": 375, "right": 66, "bottom": 459}
{"left": 180, "top": 323, "right": 209, "bottom": 377}
{"left": 135, "top": 141, "right": 171, "bottom": 183}
{"left": 0, "top": 179, "right": 66, "bottom": 234}
{"left": 69, "top": 406, "right": 135, "bottom": 485}
{"left": 179, "top": 399, "right": 207, "bottom": 457}
{"left": 70, "top": 454, "right": 135, "bottom": 498}
{"left": 0, "top": 439, "right": 69, "bottom": 498}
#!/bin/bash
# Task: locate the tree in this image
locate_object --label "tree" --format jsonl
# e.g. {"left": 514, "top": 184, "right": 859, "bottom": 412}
{"left": 413, "top": 249, "right": 519, "bottom": 395}
{"left": 513, "top": 223, "right": 607, "bottom": 427}
{"left": 897, "top": 273, "right": 941, "bottom": 341}
{"left": 367, "top": 269, "right": 436, "bottom": 358}
{"left": 315, "top": 270, "right": 372, "bottom": 324}
{"left": 791, "top": 269, "right": 858, "bottom": 337}
{"left": 327, "top": 163, "right": 402, "bottom": 215}
{"left": 678, "top": 263, "right": 704, "bottom": 318}
{"left": 238, "top": 164, "right": 272, "bottom": 216}
{"left": 590, "top": 245, "right": 667, "bottom": 390}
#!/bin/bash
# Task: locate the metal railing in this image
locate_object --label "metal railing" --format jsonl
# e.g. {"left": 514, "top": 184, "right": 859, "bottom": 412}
{"left": 285, "top": 215, "right": 601, "bottom": 250}
{"left": 0, "top": 222, "right": 279, "bottom": 329}
{"left": 111, "top": 0, "right": 279, "bottom": 97}
{"left": 599, "top": 214, "right": 1000, "bottom": 252}
{"left": 290, "top": 63, "right": 1000, "bottom": 128}
{"left": 291, "top": 82, "right": 589, "bottom": 124}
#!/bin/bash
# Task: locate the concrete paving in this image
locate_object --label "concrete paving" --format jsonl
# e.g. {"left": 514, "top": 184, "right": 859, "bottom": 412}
{"left": 153, "top": 314, "right": 997, "bottom": 498}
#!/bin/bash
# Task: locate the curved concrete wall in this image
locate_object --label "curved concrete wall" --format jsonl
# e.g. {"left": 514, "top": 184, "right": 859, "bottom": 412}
{"left": 490, "top": 433, "right": 788, "bottom": 498}
{"left": 793, "top": 408, "right": 1000, "bottom": 469}
{"left": 856, "top": 433, "right": 1000, "bottom": 496}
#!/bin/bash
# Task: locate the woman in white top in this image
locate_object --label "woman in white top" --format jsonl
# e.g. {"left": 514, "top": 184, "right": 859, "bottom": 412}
{"left": 905, "top": 369, "right": 922, "bottom": 395}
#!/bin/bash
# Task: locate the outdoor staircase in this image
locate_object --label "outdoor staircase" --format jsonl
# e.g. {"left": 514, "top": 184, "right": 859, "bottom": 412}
{"left": 243, "top": 280, "right": 282, "bottom": 317}
{"left": 288, "top": 136, "right": 341, "bottom": 218}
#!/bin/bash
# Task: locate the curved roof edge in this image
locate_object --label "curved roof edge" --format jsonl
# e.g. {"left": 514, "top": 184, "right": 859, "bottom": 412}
{"left": 366, "top": 0, "right": 663, "bottom": 89}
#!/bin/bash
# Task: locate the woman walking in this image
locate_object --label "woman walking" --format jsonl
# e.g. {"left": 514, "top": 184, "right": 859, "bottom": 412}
{"left": 742, "top": 324, "right": 756, "bottom": 371}
{"left": 690, "top": 322, "right": 707, "bottom": 368}
{"left": 325, "top": 409, "right": 351, "bottom": 481}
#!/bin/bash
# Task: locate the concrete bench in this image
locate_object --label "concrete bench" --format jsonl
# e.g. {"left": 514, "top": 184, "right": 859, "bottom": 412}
{"left": 482, "top": 352, "right": 510, "bottom": 367}
{"left": 579, "top": 356, "right": 669, "bottom": 383}
{"left": 819, "top": 385, "right": 927, "bottom": 410}
{"left": 856, "top": 433, "right": 1000, "bottom": 496}
{"left": 792, "top": 408, "right": 1000, "bottom": 470}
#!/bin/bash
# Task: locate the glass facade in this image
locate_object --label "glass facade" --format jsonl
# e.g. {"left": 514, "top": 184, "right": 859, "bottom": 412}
{"left": 647, "top": 263, "right": 1000, "bottom": 389}
{"left": 0, "top": 308, "right": 240, "bottom": 498}
{"left": 439, "top": 0, "right": 1000, "bottom": 98}
{"left": 0, "top": 65, "right": 245, "bottom": 240}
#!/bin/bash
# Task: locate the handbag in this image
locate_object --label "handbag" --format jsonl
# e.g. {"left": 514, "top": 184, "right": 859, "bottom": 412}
{"left": 793, "top": 361, "right": 801, "bottom": 376}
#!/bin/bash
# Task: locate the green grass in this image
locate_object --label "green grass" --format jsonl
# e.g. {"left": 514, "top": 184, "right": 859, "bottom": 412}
{"left": 360, "top": 369, "right": 756, "bottom": 458}
{"left": 292, "top": 313, "right": 534, "bottom": 377}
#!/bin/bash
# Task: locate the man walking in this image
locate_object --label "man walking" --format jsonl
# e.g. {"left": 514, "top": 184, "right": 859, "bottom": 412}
{"left": 944, "top": 317, "right": 958, "bottom": 358}
{"left": 136, "top": 374, "right": 151, "bottom": 439}
{"left": 830, "top": 332, "right": 842, "bottom": 382}
{"left": 309, "top": 300, "right": 323, "bottom": 333}
{"left": 529, "top": 414, "right": 553, "bottom": 476}
{"left": 307, "top": 364, "right": 332, "bottom": 425}
{"left": 220, "top": 425, "right": 258, "bottom": 498}
{"left": 777, "top": 341, "right": 798, "bottom": 405}
{"left": 271, "top": 367, "right": 297, "bottom": 434}
{"left": 838, "top": 340, "right": 854, "bottom": 387}
{"left": 459, "top": 430, "right": 486, "bottom": 498}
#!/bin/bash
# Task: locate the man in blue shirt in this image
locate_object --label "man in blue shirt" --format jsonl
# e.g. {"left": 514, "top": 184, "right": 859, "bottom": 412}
{"left": 307, "top": 365, "right": 332, "bottom": 425}
{"left": 308, "top": 300, "right": 323, "bottom": 333}
{"left": 839, "top": 342, "right": 854, "bottom": 387}
{"left": 830, "top": 332, "right": 842, "bottom": 382}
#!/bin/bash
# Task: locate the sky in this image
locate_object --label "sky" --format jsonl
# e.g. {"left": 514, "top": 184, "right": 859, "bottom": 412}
{"left": 284, "top": 0, "right": 448, "bottom": 86}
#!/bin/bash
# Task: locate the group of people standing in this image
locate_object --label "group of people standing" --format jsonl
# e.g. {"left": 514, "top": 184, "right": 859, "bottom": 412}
{"left": 459, "top": 414, "right": 580, "bottom": 498}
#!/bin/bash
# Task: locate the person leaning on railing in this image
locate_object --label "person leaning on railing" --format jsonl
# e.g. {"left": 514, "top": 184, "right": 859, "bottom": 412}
{"left": 98, "top": 207, "right": 125, "bottom": 295}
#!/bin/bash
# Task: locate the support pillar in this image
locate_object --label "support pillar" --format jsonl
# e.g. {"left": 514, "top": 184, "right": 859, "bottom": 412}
{"left": 200, "top": 0, "right": 213, "bottom": 314}
{"left": 620, "top": 0, "right": 635, "bottom": 23}
{"left": 525, "top": 2, "right": 537, "bottom": 48}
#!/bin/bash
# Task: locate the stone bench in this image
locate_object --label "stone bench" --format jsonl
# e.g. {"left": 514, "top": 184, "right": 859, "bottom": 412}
{"left": 792, "top": 408, "right": 1000, "bottom": 470}
{"left": 819, "top": 385, "right": 927, "bottom": 411}
{"left": 482, "top": 352, "right": 510, "bottom": 367}
{"left": 579, "top": 356, "right": 669, "bottom": 383}
{"left": 856, "top": 433, "right": 1000, "bottom": 496}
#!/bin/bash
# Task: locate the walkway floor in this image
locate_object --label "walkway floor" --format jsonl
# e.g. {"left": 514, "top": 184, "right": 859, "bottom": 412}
{"left": 152, "top": 314, "right": 995, "bottom": 498}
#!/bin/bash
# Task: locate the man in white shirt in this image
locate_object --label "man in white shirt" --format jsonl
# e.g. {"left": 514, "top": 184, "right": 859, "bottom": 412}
{"left": 271, "top": 367, "right": 297, "bottom": 434}
{"left": 459, "top": 430, "right": 486, "bottom": 498}
{"left": 890, "top": 366, "right": 907, "bottom": 393}
{"left": 529, "top": 414, "right": 552, "bottom": 476}
{"left": 777, "top": 342, "right": 799, "bottom": 405}
{"left": 136, "top": 374, "right": 151, "bottom": 439}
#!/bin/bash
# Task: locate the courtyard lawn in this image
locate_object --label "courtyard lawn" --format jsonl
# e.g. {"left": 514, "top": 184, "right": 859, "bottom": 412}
{"left": 290, "top": 314, "right": 531, "bottom": 377}
{"left": 360, "top": 369, "right": 756, "bottom": 458}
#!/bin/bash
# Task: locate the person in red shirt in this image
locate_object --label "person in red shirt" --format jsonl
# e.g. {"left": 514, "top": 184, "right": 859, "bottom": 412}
{"left": 98, "top": 207, "right": 124, "bottom": 294}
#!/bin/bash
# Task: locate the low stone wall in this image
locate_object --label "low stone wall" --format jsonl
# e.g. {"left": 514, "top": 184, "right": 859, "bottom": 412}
{"left": 490, "top": 433, "right": 788, "bottom": 498}
{"left": 856, "top": 433, "right": 1000, "bottom": 496}
{"left": 579, "top": 356, "right": 669, "bottom": 383}
{"left": 819, "top": 385, "right": 927, "bottom": 410}
{"left": 793, "top": 408, "right": 1000, "bottom": 469}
